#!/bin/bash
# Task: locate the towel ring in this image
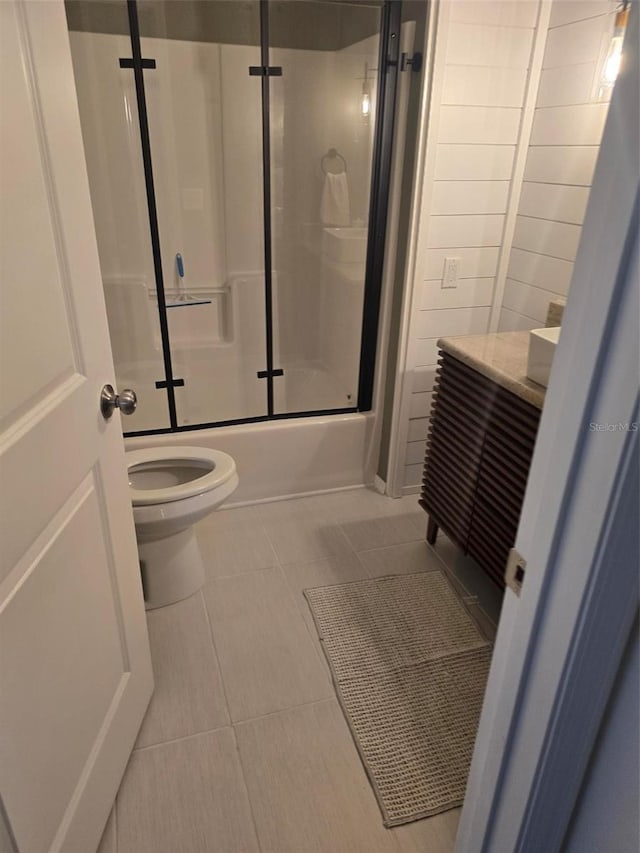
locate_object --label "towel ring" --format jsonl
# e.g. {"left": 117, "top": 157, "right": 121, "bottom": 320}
{"left": 321, "top": 148, "right": 347, "bottom": 175}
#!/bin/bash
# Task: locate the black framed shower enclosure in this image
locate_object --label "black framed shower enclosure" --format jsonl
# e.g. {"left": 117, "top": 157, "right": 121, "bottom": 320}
{"left": 112, "top": 0, "right": 402, "bottom": 436}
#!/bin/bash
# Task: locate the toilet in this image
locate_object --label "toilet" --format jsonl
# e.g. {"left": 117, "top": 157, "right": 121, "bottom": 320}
{"left": 126, "top": 446, "right": 238, "bottom": 609}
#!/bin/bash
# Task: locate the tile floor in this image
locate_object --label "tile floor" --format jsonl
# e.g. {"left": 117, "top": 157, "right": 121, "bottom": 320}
{"left": 99, "top": 488, "right": 503, "bottom": 853}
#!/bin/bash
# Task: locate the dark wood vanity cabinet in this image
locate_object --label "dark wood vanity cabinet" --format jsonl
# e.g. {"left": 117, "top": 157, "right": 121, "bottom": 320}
{"left": 420, "top": 350, "right": 541, "bottom": 588}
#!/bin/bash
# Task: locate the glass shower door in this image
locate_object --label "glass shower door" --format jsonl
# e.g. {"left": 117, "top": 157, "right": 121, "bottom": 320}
{"left": 267, "top": 0, "right": 383, "bottom": 414}
{"left": 137, "top": 0, "right": 268, "bottom": 426}
{"left": 67, "top": 0, "right": 171, "bottom": 432}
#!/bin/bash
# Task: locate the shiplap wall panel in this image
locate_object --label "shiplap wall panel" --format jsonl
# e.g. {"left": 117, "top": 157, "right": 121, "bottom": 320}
{"left": 529, "top": 103, "right": 609, "bottom": 145}
{"left": 410, "top": 392, "right": 433, "bottom": 419}
{"left": 536, "top": 62, "right": 598, "bottom": 106}
{"left": 442, "top": 66, "right": 528, "bottom": 107}
{"left": 512, "top": 215, "right": 582, "bottom": 261}
{"left": 518, "top": 183, "right": 590, "bottom": 224}
{"left": 509, "top": 247, "right": 574, "bottom": 294}
{"left": 523, "top": 145, "right": 599, "bottom": 185}
{"left": 427, "top": 215, "right": 506, "bottom": 249}
{"left": 445, "top": 24, "right": 534, "bottom": 68}
{"left": 548, "top": 0, "right": 615, "bottom": 28}
{"left": 543, "top": 13, "right": 612, "bottom": 66}
{"left": 423, "top": 247, "right": 500, "bottom": 280}
{"left": 502, "top": 278, "right": 563, "bottom": 323}
{"left": 404, "top": 464, "right": 424, "bottom": 487}
{"left": 499, "top": 307, "right": 540, "bottom": 332}
{"left": 411, "top": 338, "right": 440, "bottom": 368}
{"left": 450, "top": 0, "right": 539, "bottom": 28}
{"left": 408, "top": 418, "right": 430, "bottom": 442}
{"left": 398, "top": 1, "right": 540, "bottom": 485}
{"left": 415, "top": 306, "right": 491, "bottom": 340}
{"left": 420, "top": 278, "right": 495, "bottom": 310}
{"left": 499, "top": 1, "right": 615, "bottom": 332}
{"left": 412, "top": 366, "right": 437, "bottom": 393}
{"left": 438, "top": 106, "right": 522, "bottom": 144}
{"left": 431, "top": 181, "right": 510, "bottom": 215}
{"left": 405, "top": 441, "right": 426, "bottom": 466}
{"left": 435, "top": 144, "right": 516, "bottom": 180}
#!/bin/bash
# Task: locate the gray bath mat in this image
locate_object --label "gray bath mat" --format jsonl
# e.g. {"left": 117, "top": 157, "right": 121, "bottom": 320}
{"left": 304, "top": 571, "right": 492, "bottom": 826}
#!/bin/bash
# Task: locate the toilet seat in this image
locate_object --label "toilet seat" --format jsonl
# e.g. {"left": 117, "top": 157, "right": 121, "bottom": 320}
{"left": 126, "top": 446, "right": 236, "bottom": 506}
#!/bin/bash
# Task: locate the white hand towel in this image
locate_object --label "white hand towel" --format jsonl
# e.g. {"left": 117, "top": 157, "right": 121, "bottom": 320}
{"left": 320, "top": 172, "right": 351, "bottom": 226}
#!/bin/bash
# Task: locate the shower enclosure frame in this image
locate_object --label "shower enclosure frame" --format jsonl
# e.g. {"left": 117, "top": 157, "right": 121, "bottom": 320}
{"left": 119, "top": 0, "right": 403, "bottom": 437}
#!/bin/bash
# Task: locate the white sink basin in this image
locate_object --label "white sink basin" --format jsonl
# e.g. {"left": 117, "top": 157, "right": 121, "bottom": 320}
{"left": 527, "top": 326, "right": 561, "bottom": 387}
{"left": 322, "top": 227, "right": 367, "bottom": 264}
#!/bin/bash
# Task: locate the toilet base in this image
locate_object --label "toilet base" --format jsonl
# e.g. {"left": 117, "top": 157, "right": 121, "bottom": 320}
{"left": 138, "top": 527, "right": 205, "bottom": 610}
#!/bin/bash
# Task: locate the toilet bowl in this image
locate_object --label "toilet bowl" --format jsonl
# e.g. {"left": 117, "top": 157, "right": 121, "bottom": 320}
{"left": 126, "top": 446, "right": 238, "bottom": 609}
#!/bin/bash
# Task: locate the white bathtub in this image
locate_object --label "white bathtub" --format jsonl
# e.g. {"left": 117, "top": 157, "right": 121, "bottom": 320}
{"left": 125, "top": 411, "right": 378, "bottom": 504}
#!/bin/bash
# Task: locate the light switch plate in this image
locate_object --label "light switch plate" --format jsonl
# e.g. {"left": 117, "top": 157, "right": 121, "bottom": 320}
{"left": 442, "top": 256, "right": 459, "bottom": 289}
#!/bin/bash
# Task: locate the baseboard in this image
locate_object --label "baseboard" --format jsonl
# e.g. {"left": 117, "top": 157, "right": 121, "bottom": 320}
{"left": 402, "top": 484, "right": 421, "bottom": 496}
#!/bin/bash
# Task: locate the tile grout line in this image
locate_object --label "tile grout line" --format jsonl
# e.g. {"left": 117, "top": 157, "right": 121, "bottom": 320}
{"left": 259, "top": 498, "right": 360, "bottom": 683}
{"left": 232, "top": 696, "right": 337, "bottom": 730}
{"left": 133, "top": 723, "right": 232, "bottom": 754}
{"left": 229, "top": 726, "right": 264, "bottom": 853}
{"left": 272, "top": 560, "right": 337, "bottom": 691}
{"left": 199, "top": 588, "right": 234, "bottom": 732}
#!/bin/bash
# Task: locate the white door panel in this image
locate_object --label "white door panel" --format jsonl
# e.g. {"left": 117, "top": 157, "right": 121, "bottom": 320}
{"left": 0, "top": 2, "right": 153, "bottom": 851}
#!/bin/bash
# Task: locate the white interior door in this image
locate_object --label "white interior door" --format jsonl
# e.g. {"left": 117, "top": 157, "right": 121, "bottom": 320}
{"left": 0, "top": 2, "right": 153, "bottom": 851}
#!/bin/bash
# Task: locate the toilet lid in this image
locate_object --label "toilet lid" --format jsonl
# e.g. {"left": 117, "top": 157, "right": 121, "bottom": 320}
{"left": 126, "top": 446, "right": 237, "bottom": 506}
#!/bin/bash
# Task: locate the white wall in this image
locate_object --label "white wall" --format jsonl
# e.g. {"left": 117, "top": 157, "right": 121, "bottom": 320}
{"left": 388, "top": 0, "right": 620, "bottom": 492}
{"left": 498, "top": 0, "right": 617, "bottom": 330}
{"left": 393, "top": 0, "right": 540, "bottom": 491}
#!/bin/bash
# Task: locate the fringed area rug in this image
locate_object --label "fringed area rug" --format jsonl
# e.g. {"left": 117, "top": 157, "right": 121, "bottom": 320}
{"left": 304, "top": 570, "right": 492, "bottom": 826}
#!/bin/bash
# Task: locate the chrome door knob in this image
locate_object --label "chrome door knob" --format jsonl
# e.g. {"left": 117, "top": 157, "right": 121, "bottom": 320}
{"left": 100, "top": 384, "right": 138, "bottom": 419}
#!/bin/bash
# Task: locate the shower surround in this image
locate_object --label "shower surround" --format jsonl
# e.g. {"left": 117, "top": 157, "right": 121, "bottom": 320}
{"left": 69, "top": 22, "right": 379, "bottom": 430}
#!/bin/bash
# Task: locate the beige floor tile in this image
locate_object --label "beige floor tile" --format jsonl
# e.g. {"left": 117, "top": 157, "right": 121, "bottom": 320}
{"left": 280, "top": 553, "right": 371, "bottom": 679}
{"left": 204, "top": 567, "right": 333, "bottom": 721}
{"left": 358, "top": 540, "right": 444, "bottom": 578}
{"left": 96, "top": 806, "right": 116, "bottom": 853}
{"left": 196, "top": 507, "right": 278, "bottom": 580}
{"left": 117, "top": 729, "right": 259, "bottom": 853}
{"left": 391, "top": 809, "right": 459, "bottom": 852}
{"left": 340, "top": 510, "right": 425, "bottom": 552}
{"left": 135, "top": 593, "right": 229, "bottom": 749}
{"left": 319, "top": 489, "right": 421, "bottom": 523}
{"left": 256, "top": 493, "right": 335, "bottom": 523}
{"left": 262, "top": 512, "right": 353, "bottom": 565}
{"left": 280, "top": 551, "right": 370, "bottom": 599}
{"left": 235, "top": 700, "right": 403, "bottom": 853}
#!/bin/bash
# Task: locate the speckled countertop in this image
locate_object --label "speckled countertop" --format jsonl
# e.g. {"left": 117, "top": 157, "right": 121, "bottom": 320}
{"left": 437, "top": 331, "right": 546, "bottom": 409}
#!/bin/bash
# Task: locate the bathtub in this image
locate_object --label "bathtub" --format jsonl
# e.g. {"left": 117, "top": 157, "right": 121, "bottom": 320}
{"left": 125, "top": 411, "right": 379, "bottom": 504}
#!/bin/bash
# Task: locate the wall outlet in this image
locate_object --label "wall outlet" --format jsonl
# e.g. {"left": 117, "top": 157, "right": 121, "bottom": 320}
{"left": 442, "top": 256, "right": 459, "bottom": 289}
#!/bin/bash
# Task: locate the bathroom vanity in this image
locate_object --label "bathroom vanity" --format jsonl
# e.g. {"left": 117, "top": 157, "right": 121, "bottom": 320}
{"left": 420, "top": 332, "right": 546, "bottom": 588}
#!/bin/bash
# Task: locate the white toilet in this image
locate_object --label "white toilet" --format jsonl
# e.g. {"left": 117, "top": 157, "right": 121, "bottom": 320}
{"left": 126, "top": 446, "right": 238, "bottom": 609}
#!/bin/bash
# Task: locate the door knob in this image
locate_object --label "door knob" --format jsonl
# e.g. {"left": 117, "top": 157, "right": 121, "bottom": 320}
{"left": 100, "top": 384, "right": 138, "bottom": 419}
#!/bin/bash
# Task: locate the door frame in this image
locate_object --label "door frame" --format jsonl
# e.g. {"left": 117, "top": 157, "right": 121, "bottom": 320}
{"left": 457, "top": 6, "right": 639, "bottom": 850}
